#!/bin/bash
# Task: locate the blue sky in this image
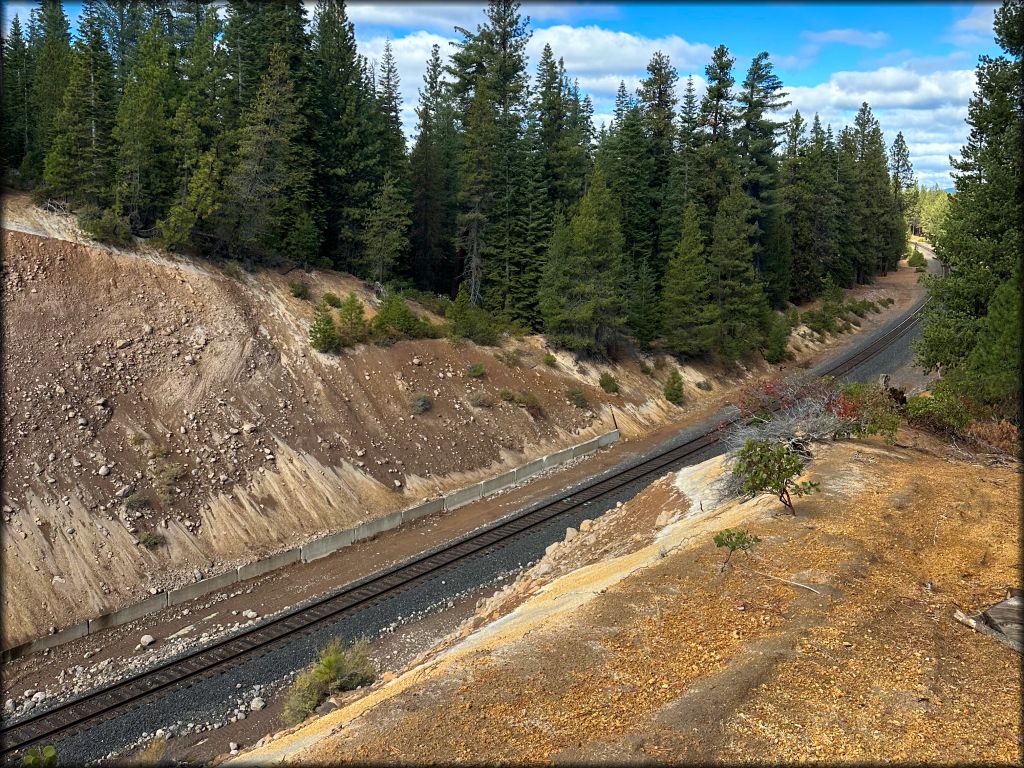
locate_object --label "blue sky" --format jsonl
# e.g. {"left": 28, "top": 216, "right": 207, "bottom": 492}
{"left": 3, "top": 1, "right": 1002, "bottom": 187}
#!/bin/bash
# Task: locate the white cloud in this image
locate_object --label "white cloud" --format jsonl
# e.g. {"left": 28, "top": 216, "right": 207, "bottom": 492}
{"left": 346, "top": 2, "right": 619, "bottom": 34}
{"left": 802, "top": 28, "right": 890, "bottom": 48}
{"left": 946, "top": 4, "right": 998, "bottom": 47}
{"left": 783, "top": 67, "right": 977, "bottom": 187}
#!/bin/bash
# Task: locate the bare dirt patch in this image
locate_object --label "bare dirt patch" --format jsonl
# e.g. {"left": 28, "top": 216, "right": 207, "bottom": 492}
{"left": 244, "top": 437, "right": 1021, "bottom": 765}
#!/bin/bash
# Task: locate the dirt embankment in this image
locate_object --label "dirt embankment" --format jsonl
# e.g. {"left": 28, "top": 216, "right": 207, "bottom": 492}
{"left": 240, "top": 435, "right": 1021, "bottom": 765}
{"left": 0, "top": 190, "right": 918, "bottom": 648}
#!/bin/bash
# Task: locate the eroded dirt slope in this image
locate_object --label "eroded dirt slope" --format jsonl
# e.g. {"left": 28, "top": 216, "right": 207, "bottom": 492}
{"left": 1, "top": 225, "right": 637, "bottom": 645}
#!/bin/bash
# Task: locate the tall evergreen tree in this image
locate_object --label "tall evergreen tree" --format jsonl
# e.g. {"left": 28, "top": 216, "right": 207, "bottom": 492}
{"left": 661, "top": 202, "right": 716, "bottom": 356}
{"left": 708, "top": 181, "right": 770, "bottom": 359}
{"left": 917, "top": 0, "right": 1021, "bottom": 415}
{"left": 637, "top": 50, "right": 678, "bottom": 271}
{"left": 658, "top": 75, "right": 702, "bottom": 272}
{"left": 358, "top": 170, "right": 411, "bottom": 284}
{"left": 224, "top": 44, "right": 317, "bottom": 261}
{"left": 112, "top": 21, "right": 177, "bottom": 230}
{"left": 375, "top": 40, "right": 408, "bottom": 184}
{"left": 539, "top": 168, "right": 626, "bottom": 355}
{"left": 43, "top": 13, "right": 117, "bottom": 207}
{"left": 29, "top": 0, "right": 74, "bottom": 177}
{"left": 3, "top": 16, "right": 35, "bottom": 176}
{"left": 888, "top": 131, "right": 916, "bottom": 229}
{"left": 81, "top": 0, "right": 148, "bottom": 92}
{"left": 697, "top": 44, "right": 738, "bottom": 226}
{"left": 410, "top": 43, "right": 459, "bottom": 293}
{"left": 160, "top": 11, "right": 227, "bottom": 249}
{"left": 309, "top": 0, "right": 380, "bottom": 268}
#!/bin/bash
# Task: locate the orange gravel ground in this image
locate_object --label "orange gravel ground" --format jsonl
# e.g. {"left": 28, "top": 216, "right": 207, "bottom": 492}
{"left": 279, "top": 435, "right": 1020, "bottom": 765}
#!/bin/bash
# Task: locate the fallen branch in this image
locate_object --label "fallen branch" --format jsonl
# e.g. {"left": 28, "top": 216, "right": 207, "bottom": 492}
{"left": 953, "top": 609, "right": 1023, "bottom": 654}
{"left": 744, "top": 566, "right": 824, "bottom": 595}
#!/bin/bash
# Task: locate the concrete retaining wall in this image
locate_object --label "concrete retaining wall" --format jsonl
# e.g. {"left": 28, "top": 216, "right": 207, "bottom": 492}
{"left": 443, "top": 482, "right": 483, "bottom": 511}
{"left": 300, "top": 528, "right": 356, "bottom": 563}
{"left": 236, "top": 548, "right": 300, "bottom": 583}
{"left": 168, "top": 569, "right": 239, "bottom": 607}
{"left": 3, "top": 429, "right": 620, "bottom": 662}
{"left": 1, "top": 620, "right": 90, "bottom": 663}
{"left": 88, "top": 592, "right": 168, "bottom": 634}
{"left": 401, "top": 498, "right": 443, "bottom": 525}
{"left": 350, "top": 510, "right": 404, "bottom": 544}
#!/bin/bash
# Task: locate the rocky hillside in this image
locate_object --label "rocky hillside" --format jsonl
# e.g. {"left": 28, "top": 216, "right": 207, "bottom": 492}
{"left": 0, "top": 195, "right": 684, "bottom": 648}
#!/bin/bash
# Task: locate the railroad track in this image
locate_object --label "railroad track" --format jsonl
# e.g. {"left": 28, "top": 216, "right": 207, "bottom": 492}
{"left": 0, "top": 301, "right": 925, "bottom": 759}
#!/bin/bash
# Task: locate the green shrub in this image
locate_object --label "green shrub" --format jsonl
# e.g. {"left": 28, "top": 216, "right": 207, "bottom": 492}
{"left": 566, "top": 388, "right": 588, "bottom": 408}
{"left": 81, "top": 207, "right": 132, "bottom": 247}
{"left": 906, "top": 388, "right": 972, "bottom": 435}
{"left": 282, "top": 638, "right": 376, "bottom": 727}
{"left": 20, "top": 745, "right": 58, "bottom": 768}
{"left": 638, "top": 360, "right": 653, "bottom": 376}
{"left": 124, "top": 492, "right": 150, "bottom": 511}
{"left": 409, "top": 392, "right": 432, "bottom": 415}
{"left": 498, "top": 388, "right": 515, "bottom": 402}
{"left": 372, "top": 294, "right": 435, "bottom": 342}
{"left": 663, "top": 370, "right": 685, "bottom": 406}
{"left": 309, "top": 302, "right": 340, "bottom": 353}
{"left": 512, "top": 390, "right": 543, "bottom": 419}
{"left": 543, "top": 353, "right": 557, "bottom": 367}
{"left": 337, "top": 293, "right": 370, "bottom": 347}
{"left": 696, "top": 379, "right": 712, "bottom": 391}
{"left": 599, "top": 372, "right": 619, "bottom": 394}
{"left": 836, "top": 382, "right": 902, "bottom": 441}
{"left": 467, "top": 362, "right": 486, "bottom": 378}
{"left": 713, "top": 528, "right": 761, "bottom": 567}
{"left": 288, "top": 280, "right": 311, "bottom": 300}
{"left": 404, "top": 288, "right": 452, "bottom": 317}
{"left": 445, "top": 284, "right": 500, "bottom": 346}
{"left": 907, "top": 249, "right": 926, "bottom": 269}
{"left": 733, "top": 439, "right": 819, "bottom": 514}
{"left": 323, "top": 292, "right": 342, "bottom": 308}
{"left": 763, "top": 314, "right": 791, "bottom": 363}
{"left": 653, "top": 355, "right": 667, "bottom": 371}
{"left": 138, "top": 531, "right": 165, "bottom": 550}
{"left": 880, "top": 296, "right": 895, "bottom": 307}
{"left": 495, "top": 348, "right": 524, "bottom": 367}
{"left": 468, "top": 390, "right": 494, "bottom": 408}
{"left": 151, "top": 461, "right": 185, "bottom": 503}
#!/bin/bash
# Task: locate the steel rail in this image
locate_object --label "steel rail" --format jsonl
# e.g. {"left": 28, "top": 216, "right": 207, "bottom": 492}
{"left": 0, "top": 302, "right": 924, "bottom": 759}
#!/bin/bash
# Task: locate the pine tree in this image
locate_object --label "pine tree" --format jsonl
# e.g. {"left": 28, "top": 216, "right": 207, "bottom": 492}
{"left": 337, "top": 292, "right": 370, "bottom": 346}
{"left": 309, "top": 0, "right": 381, "bottom": 268}
{"left": 627, "top": 256, "right": 660, "bottom": 347}
{"left": 658, "top": 75, "right": 701, "bottom": 273}
{"left": 697, "top": 44, "right": 738, "bottom": 226}
{"left": 225, "top": 44, "right": 317, "bottom": 261}
{"left": 112, "top": 21, "right": 177, "bottom": 230}
{"left": 410, "top": 43, "right": 459, "bottom": 294}
{"left": 539, "top": 167, "right": 626, "bottom": 355}
{"left": 29, "top": 0, "right": 74, "bottom": 177}
{"left": 637, "top": 50, "right": 678, "bottom": 271}
{"left": 309, "top": 301, "right": 340, "bottom": 353}
{"left": 661, "top": 203, "right": 716, "bottom": 356}
{"left": 708, "top": 182, "right": 770, "bottom": 359}
{"left": 603, "top": 104, "right": 655, "bottom": 275}
{"left": 43, "top": 13, "right": 117, "bottom": 208}
{"left": 3, "top": 16, "right": 34, "bottom": 176}
{"left": 888, "top": 131, "right": 916, "bottom": 230}
{"left": 917, "top": 0, "right": 1021, "bottom": 407}
{"left": 359, "top": 170, "right": 412, "bottom": 285}
{"left": 376, "top": 40, "right": 408, "bottom": 185}
{"left": 81, "top": 0, "right": 149, "bottom": 92}
{"left": 160, "top": 10, "right": 227, "bottom": 250}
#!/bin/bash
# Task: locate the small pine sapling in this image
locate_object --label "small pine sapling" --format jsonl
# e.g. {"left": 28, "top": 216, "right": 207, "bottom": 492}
{"left": 663, "top": 369, "right": 685, "bottom": 405}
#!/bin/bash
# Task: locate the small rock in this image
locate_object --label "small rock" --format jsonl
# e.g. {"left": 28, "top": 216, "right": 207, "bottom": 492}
{"left": 241, "top": 609, "right": 258, "bottom": 620}
{"left": 249, "top": 697, "right": 265, "bottom": 711}
{"left": 229, "top": 742, "right": 238, "bottom": 752}
{"left": 97, "top": 465, "right": 110, "bottom": 477}
{"left": 242, "top": 423, "right": 258, "bottom": 434}
{"left": 579, "top": 519, "right": 593, "bottom": 533}
{"left": 655, "top": 510, "right": 672, "bottom": 527}
{"left": 140, "top": 634, "right": 156, "bottom": 647}
{"left": 564, "top": 527, "right": 578, "bottom": 543}
{"left": 114, "top": 339, "right": 131, "bottom": 350}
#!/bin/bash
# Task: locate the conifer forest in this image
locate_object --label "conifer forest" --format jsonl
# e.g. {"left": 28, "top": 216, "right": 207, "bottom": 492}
{"left": 2, "top": 0, "right": 1018, "bottom": 416}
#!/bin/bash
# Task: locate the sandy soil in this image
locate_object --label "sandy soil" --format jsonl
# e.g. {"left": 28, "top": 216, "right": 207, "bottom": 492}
{"left": 236, "top": 435, "right": 1021, "bottom": 765}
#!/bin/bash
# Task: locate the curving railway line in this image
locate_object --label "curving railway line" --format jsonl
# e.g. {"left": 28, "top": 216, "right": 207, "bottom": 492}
{"left": 0, "top": 300, "right": 926, "bottom": 762}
